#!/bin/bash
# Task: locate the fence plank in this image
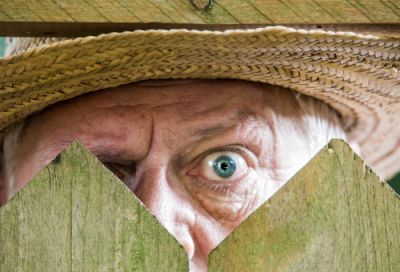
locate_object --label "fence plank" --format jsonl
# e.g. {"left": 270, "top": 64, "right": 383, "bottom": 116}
{"left": 1, "top": 0, "right": 399, "bottom": 37}
{"left": 0, "top": 141, "right": 188, "bottom": 271}
{"left": 209, "top": 139, "right": 400, "bottom": 271}
{"left": 1, "top": 0, "right": 399, "bottom": 24}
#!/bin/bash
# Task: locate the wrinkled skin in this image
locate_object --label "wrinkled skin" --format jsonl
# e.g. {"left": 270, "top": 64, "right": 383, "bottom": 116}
{"left": 3, "top": 80, "right": 336, "bottom": 271}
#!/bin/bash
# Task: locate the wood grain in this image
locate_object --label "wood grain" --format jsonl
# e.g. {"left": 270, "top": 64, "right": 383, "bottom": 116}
{"left": 209, "top": 139, "right": 400, "bottom": 271}
{"left": 0, "top": 141, "right": 188, "bottom": 271}
{"left": 1, "top": 0, "right": 399, "bottom": 23}
{"left": 0, "top": 0, "right": 399, "bottom": 37}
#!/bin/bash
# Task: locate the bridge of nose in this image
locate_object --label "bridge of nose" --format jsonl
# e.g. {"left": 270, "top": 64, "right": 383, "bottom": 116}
{"left": 133, "top": 165, "right": 198, "bottom": 255}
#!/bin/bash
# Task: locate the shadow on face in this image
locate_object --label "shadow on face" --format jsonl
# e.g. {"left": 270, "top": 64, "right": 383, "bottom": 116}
{"left": 1, "top": 79, "right": 346, "bottom": 271}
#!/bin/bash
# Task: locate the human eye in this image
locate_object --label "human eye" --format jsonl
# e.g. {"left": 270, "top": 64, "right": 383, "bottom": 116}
{"left": 188, "top": 150, "right": 249, "bottom": 184}
{"left": 184, "top": 146, "right": 259, "bottom": 222}
{"left": 102, "top": 162, "right": 137, "bottom": 190}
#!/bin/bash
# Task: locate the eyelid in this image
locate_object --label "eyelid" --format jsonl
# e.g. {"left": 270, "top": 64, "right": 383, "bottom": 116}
{"left": 188, "top": 174, "right": 245, "bottom": 195}
{"left": 97, "top": 152, "right": 137, "bottom": 166}
{"left": 184, "top": 146, "right": 258, "bottom": 194}
{"left": 102, "top": 161, "right": 136, "bottom": 179}
{"left": 187, "top": 145, "right": 258, "bottom": 171}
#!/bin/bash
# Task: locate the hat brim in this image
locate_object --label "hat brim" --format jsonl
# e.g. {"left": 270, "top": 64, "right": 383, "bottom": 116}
{"left": 0, "top": 26, "right": 399, "bottom": 179}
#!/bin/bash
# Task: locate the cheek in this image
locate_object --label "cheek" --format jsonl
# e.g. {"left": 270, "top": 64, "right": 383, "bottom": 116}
{"left": 185, "top": 169, "right": 269, "bottom": 227}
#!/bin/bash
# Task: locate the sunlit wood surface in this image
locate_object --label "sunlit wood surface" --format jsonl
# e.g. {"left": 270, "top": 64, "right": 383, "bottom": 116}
{"left": 0, "top": 0, "right": 399, "bottom": 36}
{"left": 209, "top": 139, "right": 400, "bottom": 271}
{"left": 0, "top": 142, "right": 188, "bottom": 272}
{"left": 1, "top": 140, "right": 399, "bottom": 271}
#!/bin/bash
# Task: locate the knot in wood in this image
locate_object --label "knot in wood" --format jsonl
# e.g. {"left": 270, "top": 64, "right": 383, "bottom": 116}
{"left": 191, "top": 0, "right": 212, "bottom": 11}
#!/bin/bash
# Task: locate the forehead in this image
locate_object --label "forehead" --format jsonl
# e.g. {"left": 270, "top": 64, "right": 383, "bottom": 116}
{"left": 60, "top": 79, "right": 300, "bottom": 119}
{"left": 23, "top": 79, "right": 304, "bottom": 148}
{"left": 16, "top": 79, "right": 310, "bottom": 173}
{"left": 77, "top": 80, "right": 269, "bottom": 110}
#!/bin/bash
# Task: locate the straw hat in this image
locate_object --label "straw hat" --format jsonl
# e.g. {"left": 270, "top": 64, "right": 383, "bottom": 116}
{"left": 0, "top": 27, "right": 399, "bottom": 179}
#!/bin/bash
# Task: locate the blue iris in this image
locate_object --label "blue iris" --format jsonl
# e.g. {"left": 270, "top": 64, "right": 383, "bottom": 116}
{"left": 213, "top": 155, "right": 236, "bottom": 178}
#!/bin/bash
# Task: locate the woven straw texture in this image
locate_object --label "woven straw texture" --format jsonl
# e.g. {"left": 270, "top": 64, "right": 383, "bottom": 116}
{"left": 0, "top": 27, "right": 399, "bottom": 179}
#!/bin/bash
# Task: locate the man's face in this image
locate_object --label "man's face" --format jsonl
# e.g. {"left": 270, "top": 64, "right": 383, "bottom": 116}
{"left": 9, "top": 80, "right": 332, "bottom": 270}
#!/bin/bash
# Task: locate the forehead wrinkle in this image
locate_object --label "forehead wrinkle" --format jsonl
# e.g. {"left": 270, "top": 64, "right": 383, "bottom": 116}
{"left": 193, "top": 124, "right": 233, "bottom": 138}
{"left": 180, "top": 103, "right": 228, "bottom": 122}
{"left": 94, "top": 147, "right": 136, "bottom": 163}
{"left": 150, "top": 101, "right": 191, "bottom": 112}
{"left": 89, "top": 103, "right": 150, "bottom": 110}
{"left": 192, "top": 109, "right": 269, "bottom": 138}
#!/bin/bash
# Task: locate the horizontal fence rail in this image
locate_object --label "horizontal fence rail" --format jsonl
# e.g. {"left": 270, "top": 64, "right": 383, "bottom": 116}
{"left": 1, "top": 0, "right": 400, "bottom": 23}
{"left": 0, "top": 0, "right": 399, "bottom": 37}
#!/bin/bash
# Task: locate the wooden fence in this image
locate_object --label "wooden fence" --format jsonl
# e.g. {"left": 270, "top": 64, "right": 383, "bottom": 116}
{"left": 1, "top": 1, "right": 400, "bottom": 271}
{"left": 1, "top": 139, "right": 399, "bottom": 271}
{"left": 0, "top": 0, "right": 399, "bottom": 37}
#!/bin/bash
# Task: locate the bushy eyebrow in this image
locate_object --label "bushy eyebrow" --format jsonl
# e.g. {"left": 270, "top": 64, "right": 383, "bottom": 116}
{"left": 192, "top": 110, "right": 264, "bottom": 138}
{"left": 174, "top": 109, "right": 273, "bottom": 173}
{"left": 193, "top": 124, "right": 233, "bottom": 138}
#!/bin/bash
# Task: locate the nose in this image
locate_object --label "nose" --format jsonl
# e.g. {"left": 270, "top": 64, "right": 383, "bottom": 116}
{"left": 133, "top": 166, "right": 197, "bottom": 258}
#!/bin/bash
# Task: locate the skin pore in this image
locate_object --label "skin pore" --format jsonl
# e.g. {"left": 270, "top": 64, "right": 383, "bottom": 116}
{"left": 0, "top": 79, "right": 346, "bottom": 271}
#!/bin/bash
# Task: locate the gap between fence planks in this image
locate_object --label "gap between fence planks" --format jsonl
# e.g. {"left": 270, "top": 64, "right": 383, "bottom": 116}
{"left": 209, "top": 139, "right": 400, "bottom": 272}
{"left": 0, "top": 141, "right": 188, "bottom": 272}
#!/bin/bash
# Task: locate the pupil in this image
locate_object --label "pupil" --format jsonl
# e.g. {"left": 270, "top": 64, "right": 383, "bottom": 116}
{"left": 213, "top": 155, "right": 236, "bottom": 178}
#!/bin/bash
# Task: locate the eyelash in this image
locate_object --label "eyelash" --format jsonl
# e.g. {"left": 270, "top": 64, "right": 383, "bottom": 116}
{"left": 101, "top": 145, "right": 257, "bottom": 195}
{"left": 190, "top": 145, "right": 252, "bottom": 165}
{"left": 103, "top": 162, "right": 137, "bottom": 182}
{"left": 186, "top": 145, "right": 255, "bottom": 193}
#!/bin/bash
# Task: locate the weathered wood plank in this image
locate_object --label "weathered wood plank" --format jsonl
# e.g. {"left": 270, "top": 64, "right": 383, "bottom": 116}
{"left": 209, "top": 1, "right": 271, "bottom": 23}
{"left": 1, "top": 0, "right": 400, "bottom": 37}
{"left": 264, "top": 0, "right": 335, "bottom": 23}
{"left": 1, "top": 0, "right": 399, "bottom": 25}
{"left": 209, "top": 139, "right": 400, "bottom": 272}
{"left": 0, "top": 142, "right": 188, "bottom": 271}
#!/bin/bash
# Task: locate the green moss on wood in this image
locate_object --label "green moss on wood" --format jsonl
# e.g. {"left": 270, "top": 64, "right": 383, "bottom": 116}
{"left": 209, "top": 139, "right": 400, "bottom": 272}
{"left": 0, "top": 141, "right": 188, "bottom": 272}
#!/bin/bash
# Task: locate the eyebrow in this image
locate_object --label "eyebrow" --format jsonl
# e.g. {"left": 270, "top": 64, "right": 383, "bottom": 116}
{"left": 192, "top": 110, "right": 264, "bottom": 138}
{"left": 193, "top": 124, "right": 233, "bottom": 138}
{"left": 173, "top": 109, "right": 272, "bottom": 172}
